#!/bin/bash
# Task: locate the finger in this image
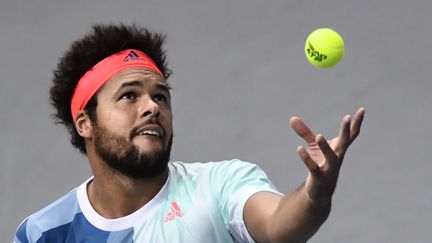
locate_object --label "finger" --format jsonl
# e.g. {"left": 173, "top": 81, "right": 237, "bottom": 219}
{"left": 350, "top": 107, "right": 366, "bottom": 142}
{"left": 316, "top": 134, "right": 339, "bottom": 169}
{"left": 297, "top": 146, "right": 321, "bottom": 176}
{"left": 290, "top": 116, "right": 316, "bottom": 145}
{"left": 338, "top": 115, "right": 351, "bottom": 151}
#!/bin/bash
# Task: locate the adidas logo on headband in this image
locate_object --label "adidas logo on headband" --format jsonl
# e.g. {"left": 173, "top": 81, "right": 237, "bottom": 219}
{"left": 124, "top": 50, "right": 145, "bottom": 62}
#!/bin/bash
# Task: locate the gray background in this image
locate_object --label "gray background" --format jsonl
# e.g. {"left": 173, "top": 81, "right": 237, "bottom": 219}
{"left": 1, "top": 0, "right": 431, "bottom": 242}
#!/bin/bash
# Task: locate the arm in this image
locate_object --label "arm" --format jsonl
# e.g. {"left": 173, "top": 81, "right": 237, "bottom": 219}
{"left": 244, "top": 107, "right": 365, "bottom": 243}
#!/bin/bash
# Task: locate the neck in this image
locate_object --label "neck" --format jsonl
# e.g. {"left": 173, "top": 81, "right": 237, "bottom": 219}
{"left": 87, "top": 154, "right": 169, "bottom": 219}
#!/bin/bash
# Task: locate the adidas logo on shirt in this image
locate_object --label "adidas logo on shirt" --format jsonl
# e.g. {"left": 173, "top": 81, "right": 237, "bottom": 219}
{"left": 163, "top": 202, "right": 184, "bottom": 223}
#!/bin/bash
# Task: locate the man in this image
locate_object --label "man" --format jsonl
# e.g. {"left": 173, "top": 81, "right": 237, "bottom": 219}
{"left": 15, "top": 23, "right": 365, "bottom": 243}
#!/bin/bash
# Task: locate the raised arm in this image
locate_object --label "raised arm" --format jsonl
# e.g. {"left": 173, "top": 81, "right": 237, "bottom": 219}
{"left": 244, "top": 108, "right": 365, "bottom": 243}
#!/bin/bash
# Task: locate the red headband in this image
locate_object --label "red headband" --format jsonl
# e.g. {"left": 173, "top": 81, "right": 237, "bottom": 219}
{"left": 70, "top": 49, "right": 163, "bottom": 121}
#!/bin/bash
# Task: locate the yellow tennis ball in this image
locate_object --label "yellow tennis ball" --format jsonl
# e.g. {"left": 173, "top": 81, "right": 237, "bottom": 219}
{"left": 304, "top": 28, "right": 345, "bottom": 68}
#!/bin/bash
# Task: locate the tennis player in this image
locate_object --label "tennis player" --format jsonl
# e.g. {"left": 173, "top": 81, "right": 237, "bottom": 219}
{"left": 15, "top": 23, "right": 365, "bottom": 243}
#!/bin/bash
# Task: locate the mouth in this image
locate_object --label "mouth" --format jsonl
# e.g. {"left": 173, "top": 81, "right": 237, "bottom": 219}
{"left": 137, "top": 130, "right": 161, "bottom": 138}
{"left": 134, "top": 124, "right": 164, "bottom": 139}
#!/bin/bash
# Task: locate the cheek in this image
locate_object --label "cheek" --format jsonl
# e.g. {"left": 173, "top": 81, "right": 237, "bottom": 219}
{"left": 161, "top": 111, "right": 173, "bottom": 132}
{"left": 97, "top": 105, "right": 136, "bottom": 133}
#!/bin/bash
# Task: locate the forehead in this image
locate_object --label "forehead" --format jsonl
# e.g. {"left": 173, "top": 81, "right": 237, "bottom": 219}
{"left": 100, "top": 68, "right": 168, "bottom": 92}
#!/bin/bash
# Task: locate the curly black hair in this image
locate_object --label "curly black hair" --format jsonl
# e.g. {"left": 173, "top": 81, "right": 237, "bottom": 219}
{"left": 49, "top": 23, "right": 171, "bottom": 154}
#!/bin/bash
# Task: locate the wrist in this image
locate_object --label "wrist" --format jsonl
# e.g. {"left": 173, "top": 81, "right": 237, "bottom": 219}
{"left": 303, "top": 188, "right": 332, "bottom": 208}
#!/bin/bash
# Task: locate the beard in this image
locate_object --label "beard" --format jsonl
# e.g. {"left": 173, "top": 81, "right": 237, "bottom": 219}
{"left": 93, "top": 125, "right": 173, "bottom": 179}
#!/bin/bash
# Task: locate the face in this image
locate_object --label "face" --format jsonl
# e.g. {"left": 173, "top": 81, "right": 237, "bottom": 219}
{"left": 91, "top": 68, "right": 173, "bottom": 179}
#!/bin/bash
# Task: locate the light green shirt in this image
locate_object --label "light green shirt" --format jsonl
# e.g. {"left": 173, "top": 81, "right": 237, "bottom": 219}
{"left": 18, "top": 159, "right": 281, "bottom": 243}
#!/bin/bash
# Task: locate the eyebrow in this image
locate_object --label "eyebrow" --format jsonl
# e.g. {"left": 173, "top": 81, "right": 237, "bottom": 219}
{"left": 118, "top": 80, "right": 142, "bottom": 90}
{"left": 116, "top": 80, "right": 172, "bottom": 93}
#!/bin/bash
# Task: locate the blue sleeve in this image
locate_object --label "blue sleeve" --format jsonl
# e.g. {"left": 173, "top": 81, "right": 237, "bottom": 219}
{"left": 14, "top": 218, "right": 30, "bottom": 243}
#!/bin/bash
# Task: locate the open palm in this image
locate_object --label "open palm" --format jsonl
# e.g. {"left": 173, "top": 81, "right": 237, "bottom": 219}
{"left": 290, "top": 108, "right": 365, "bottom": 204}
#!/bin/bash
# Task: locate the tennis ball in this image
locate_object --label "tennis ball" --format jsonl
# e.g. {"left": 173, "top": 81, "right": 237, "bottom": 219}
{"left": 304, "top": 28, "right": 345, "bottom": 68}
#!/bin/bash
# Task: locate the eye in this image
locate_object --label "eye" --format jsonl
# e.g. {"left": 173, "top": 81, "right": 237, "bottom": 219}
{"left": 120, "top": 91, "right": 137, "bottom": 101}
{"left": 153, "top": 93, "right": 168, "bottom": 103}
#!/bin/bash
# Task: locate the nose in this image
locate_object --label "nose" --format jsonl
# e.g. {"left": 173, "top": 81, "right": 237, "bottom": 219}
{"left": 139, "top": 96, "right": 160, "bottom": 118}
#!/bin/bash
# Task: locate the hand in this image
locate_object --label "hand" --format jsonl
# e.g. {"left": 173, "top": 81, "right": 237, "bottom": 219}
{"left": 290, "top": 108, "right": 365, "bottom": 205}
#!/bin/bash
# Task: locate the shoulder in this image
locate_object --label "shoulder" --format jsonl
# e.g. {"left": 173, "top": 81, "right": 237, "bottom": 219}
{"left": 168, "top": 159, "right": 267, "bottom": 187}
{"left": 210, "top": 159, "right": 260, "bottom": 171}
{"left": 207, "top": 159, "right": 266, "bottom": 179}
{"left": 169, "top": 159, "right": 257, "bottom": 169}
{"left": 15, "top": 188, "right": 80, "bottom": 243}
{"left": 168, "top": 159, "right": 259, "bottom": 175}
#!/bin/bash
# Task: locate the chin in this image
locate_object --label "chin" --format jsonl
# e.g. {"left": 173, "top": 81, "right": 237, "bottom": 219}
{"left": 134, "top": 136, "right": 163, "bottom": 146}
{"left": 135, "top": 142, "right": 164, "bottom": 155}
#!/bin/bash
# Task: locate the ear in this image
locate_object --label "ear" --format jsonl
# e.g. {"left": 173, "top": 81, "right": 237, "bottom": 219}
{"left": 75, "top": 111, "right": 93, "bottom": 139}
